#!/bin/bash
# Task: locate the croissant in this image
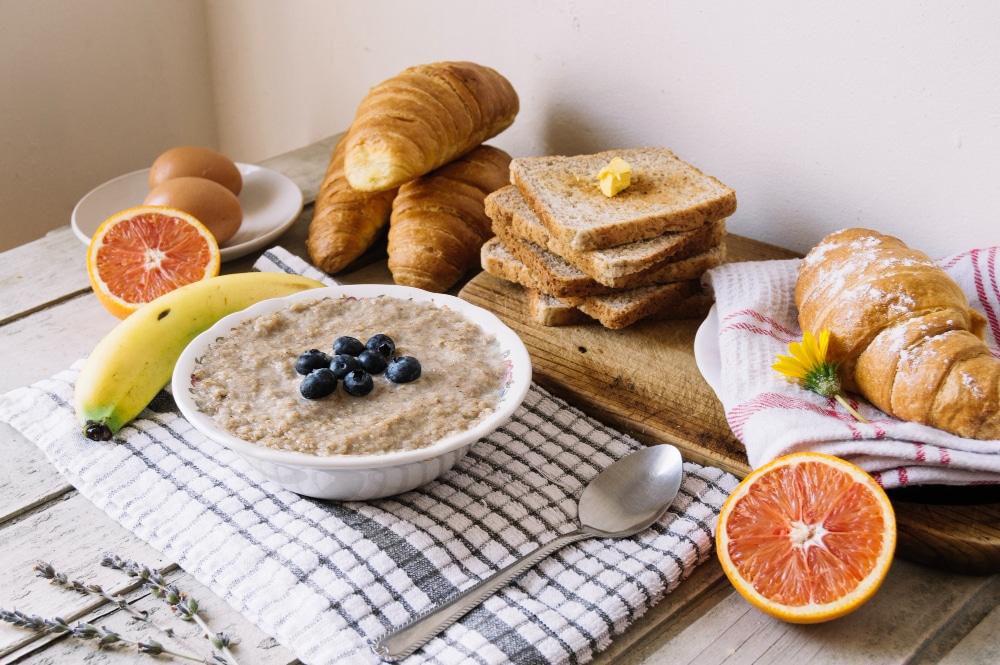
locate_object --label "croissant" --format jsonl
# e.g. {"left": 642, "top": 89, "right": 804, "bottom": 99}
{"left": 306, "top": 133, "right": 398, "bottom": 274}
{"left": 796, "top": 228, "right": 996, "bottom": 439}
{"left": 387, "top": 144, "right": 511, "bottom": 293}
{"left": 344, "top": 61, "right": 518, "bottom": 193}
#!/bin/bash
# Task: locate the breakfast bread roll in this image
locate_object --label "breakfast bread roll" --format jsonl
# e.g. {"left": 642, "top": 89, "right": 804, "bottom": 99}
{"left": 345, "top": 61, "right": 519, "bottom": 192}
{"left": 795, "top": 227, "right": 997, "bottom": 439}
{"left": 307, "top": 134, "right": 398, "bottom": 274}
{"left": 387, "top": 144, "right": 512, "bottom": 292}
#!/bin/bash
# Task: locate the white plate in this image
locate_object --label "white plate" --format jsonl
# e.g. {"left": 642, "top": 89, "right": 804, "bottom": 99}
{"left": 71, "top": 163, "right": 304, "bottom": 262}
{"left": 171, "top": 284, "right": 533, "bottom": 501}
{"left": 693, "top": 303, "right": 722, "bottom": 398}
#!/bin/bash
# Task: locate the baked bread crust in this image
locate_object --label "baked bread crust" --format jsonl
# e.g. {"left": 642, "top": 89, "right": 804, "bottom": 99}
{"left": 387, "top": 144, "right": 511, "bottom": 293}
{"left": 481, "top": 237, "right": 700, "bottom": 329}
{"left": 509, "top": 147, "right": 736, "bottom": 251}
{"left": 345, "top": 61, "right": 518, "bottom": 192}
{"left": 795, "top": 227, "right": 997, "bottom": 439}
{"left": 486, "top": 184, "right": 726, "bottom": 283}
{"left": 307, "top": 133, "right": 397, "bottom": 274}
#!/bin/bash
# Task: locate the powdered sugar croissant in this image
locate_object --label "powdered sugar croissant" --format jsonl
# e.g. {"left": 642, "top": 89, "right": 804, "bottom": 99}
{"left": 796, "top": 228, "right": 996, "bottom": 439}
{"left": 344, "top": 61, "right": 518, "bottom": 193}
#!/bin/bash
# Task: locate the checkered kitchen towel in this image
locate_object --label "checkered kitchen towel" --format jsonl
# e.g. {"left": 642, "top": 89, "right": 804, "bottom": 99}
{"left": 0, "top": 247, "right": 737, "bottom": 665}
{"left": 704, "top": 246, "right": 1000, "bottom": 489}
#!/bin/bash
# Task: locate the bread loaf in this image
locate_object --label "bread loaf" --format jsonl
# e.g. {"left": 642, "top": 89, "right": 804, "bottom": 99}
{"left": 387, "top": 144, "right": 511, "bottom": 293}
{"left": 306, "top": 134, "right": 397, "bottom": 274}
{"left": 345, "top": 62, "right": 518, "bottom": 192}
{"left": 796, "top": 228, "right": 997, "bottom": 439}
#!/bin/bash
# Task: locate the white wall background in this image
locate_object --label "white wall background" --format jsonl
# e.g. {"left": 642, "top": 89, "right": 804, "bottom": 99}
{"left": 3, "top": 0, "right": 998, "bottom": 257}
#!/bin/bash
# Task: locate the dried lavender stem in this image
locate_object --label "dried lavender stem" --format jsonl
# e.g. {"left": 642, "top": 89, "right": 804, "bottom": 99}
{"left": 102, "top": 555, "right": 240, "bottom": 665}
{"left": 33, "top": 561, "right": 181, "bottom": 643}
{"left": 0, "top": 609, "right": 204, "bottom": 663}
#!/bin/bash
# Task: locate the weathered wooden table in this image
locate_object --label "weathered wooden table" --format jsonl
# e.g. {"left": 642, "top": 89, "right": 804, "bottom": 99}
{"left": 2, "top": 135, "right": 999, "bottom": 664}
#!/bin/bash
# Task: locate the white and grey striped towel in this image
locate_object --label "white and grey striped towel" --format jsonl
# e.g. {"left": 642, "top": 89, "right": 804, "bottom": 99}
{"left": 0, "top": 247, "right": 737, "bottom": 665}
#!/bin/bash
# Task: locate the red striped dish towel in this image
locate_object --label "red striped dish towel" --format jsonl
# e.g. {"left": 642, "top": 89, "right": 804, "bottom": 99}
{"left": 703, "top": 248, "right": 1000, "bottom": 489}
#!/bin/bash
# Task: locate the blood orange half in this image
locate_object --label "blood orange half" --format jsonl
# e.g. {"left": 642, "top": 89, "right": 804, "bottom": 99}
{"left": 716, "top": 452, "right": 895, "bottom": 623}
{"left": 87, "top": 206, "right": 221, "bottom": 319}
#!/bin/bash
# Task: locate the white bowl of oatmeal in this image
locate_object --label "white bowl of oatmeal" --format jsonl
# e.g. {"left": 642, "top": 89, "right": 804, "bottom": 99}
{"left": 171, "top": 284, "right": 531, "bottom": 500}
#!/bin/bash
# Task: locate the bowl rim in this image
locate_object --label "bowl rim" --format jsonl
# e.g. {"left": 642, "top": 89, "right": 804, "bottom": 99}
{"left": 171, "top": 283, "right": 532, "bottom": 470}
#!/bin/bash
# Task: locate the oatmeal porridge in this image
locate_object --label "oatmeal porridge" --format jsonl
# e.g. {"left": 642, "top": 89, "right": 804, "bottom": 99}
{"left": 189, "top": 296, "right": 510, "bottom": 455}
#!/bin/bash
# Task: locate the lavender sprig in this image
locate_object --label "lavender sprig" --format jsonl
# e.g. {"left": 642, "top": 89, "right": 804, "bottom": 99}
{"left": 102, "top": 555, "right": 240, "bottom": 665}
{"left": 33, "top": 561, "right": 178, "bottom": 641}
{"left": 0, "top": 608, "right": 200, "bottom": 661}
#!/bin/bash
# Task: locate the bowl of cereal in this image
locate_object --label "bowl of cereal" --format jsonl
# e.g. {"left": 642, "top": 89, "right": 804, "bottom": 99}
{"left": 171, "top": 284, "right": 531, "bottom": 500}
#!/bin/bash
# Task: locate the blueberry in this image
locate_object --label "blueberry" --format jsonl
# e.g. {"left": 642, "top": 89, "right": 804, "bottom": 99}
{"left": 366, "top": 333, "right": 396, "bottom": 360}
{"left": 300, "top": 368, "right": 337, "bottom": 399}
{"left": 386, "top": 356, "right": 421, "bottom": 383}
{"left": 333, "top": 336, "right": 365, "bottom": 356}
{"left": 357, "top": 348, "right": 388, "bottom": 374}
{"left": 329, "top": 353, "right": 361, "bottom": 379}
{"left": 343, "top": 369, "right": 373, "bottom": 396}
{"left": 295, "top": 349, "right": 332, "bottom": 376}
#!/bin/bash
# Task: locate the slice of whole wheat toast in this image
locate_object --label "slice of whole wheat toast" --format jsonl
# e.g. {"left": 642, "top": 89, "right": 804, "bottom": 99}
{"left": 480, "top": 237, "right": 699, "bottom": 328}
{"left": 525, "top": 288, "right": 714, "bottom": 326}
{"left": 509, "top": 147, "right": 736, "bottom": 251}
{"left": 491, "top": 217, "right": 725, "bottom": 296}
{"left": 485, "top": 185, "right": 726, "bottom": 279}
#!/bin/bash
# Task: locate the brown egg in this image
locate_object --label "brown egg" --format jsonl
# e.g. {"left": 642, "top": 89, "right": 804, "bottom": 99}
{"left": 144, "top": 177, "right": 243, "bottom": 245}
{"left": 149, "top": 146, "right": 243, "bottom": 196}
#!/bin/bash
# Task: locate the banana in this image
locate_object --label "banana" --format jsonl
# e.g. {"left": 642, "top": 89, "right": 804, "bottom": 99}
{"left": 75, "top": 272, "right": 326, "bottom": 441}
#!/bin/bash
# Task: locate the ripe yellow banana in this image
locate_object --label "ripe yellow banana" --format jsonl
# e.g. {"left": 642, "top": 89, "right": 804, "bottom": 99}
{"left": 75, "top": 272, "right": 326, "bottom": 441}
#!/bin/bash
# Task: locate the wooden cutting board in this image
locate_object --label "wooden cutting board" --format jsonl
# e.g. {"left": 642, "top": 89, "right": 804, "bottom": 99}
{"left": 459, "top": 233, "right": 1000, "bottom": 574}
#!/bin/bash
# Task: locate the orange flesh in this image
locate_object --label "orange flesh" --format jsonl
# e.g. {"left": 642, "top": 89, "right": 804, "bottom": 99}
{"left": 96, "top": 211, "right": 215, "bottom": 303}
{"left": 725, "top": 461, "right": 885, "bottom": 606}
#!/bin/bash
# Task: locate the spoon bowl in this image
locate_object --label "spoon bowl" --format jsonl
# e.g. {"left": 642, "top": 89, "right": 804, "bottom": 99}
{"left": 579, "top": 444, "right": 684, "bottom": 536}
{"left": 371, "top": 444, "right": 685, "bottom": 660}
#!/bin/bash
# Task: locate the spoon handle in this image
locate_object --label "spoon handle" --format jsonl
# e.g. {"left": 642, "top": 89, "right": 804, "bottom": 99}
{"left": 370, "top": 529, "right": 592, "bottom": 661}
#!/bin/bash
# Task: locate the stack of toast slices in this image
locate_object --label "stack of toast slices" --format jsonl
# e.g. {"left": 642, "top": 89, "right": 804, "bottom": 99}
{"left": 480, "top": 147, "right": 736, "bottom": 328}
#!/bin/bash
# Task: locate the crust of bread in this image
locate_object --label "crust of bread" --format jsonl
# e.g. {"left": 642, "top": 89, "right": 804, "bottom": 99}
{"left": 481, "top": 237, "right": 699, "bottom": 328}
{"left": 491, "top": 217, "right": 724, "bottom": 297}
{"left": 485, "top": 185, "right": 726, "bottom": 280}
{"left": 526, "top": 288, "right": 713, "bottom": 327}
{"left": 509, "top": 147, "right": 736, "bottom": 251}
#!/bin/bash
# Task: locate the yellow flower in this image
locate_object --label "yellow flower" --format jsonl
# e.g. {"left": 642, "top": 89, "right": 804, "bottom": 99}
{"left": 773, "top": 329, "right": 867, "bottom": 422}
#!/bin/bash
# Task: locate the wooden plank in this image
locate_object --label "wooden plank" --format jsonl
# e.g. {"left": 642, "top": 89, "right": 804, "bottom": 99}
{"left": 938, "top": 595, "right": 1000, "bottom": 664}
{"left": 632, "top": 559, "right": 998, "bottom": 664}
{"left": 0, "top": 424, "right": 70, "bottom": 524}
{"left": 0, "top": 227, "right": 91, "bottom": 326}
{"left": 0, "top": 292, "right": 118, "bottom": 395}
{"left": 7, "top": 568, "right": 299, "bottom": 665}
{"left": 0, "top": 493, "right": 298, "bottom": 664}
{"left": 592, "top": 559, "right": 732, "bottom": 665}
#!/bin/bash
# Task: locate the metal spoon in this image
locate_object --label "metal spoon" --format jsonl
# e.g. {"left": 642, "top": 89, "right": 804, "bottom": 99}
{"left": 370, "top": 444, "right": 685, "bottom": 661}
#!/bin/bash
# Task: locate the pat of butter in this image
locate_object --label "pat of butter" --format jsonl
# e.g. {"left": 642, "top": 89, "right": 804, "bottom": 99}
{"left": 598, "top": 157, "right": 632, "bottom": 197}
